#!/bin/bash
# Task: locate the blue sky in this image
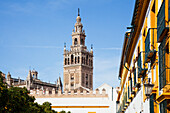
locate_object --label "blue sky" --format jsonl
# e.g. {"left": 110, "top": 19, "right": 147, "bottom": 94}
{"left": 0, "top": 0, "right": 135, "bottom": 89}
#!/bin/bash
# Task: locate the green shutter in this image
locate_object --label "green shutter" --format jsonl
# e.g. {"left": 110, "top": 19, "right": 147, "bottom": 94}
{"left": 130, "top": 78, "right": 132, "bottom": 92}
{"left": 157, "top": 0, "right": 165, "bottom": 41}
{"left": 150, "top": 95, "right": 154, "bottom": 113}
{"left": 160, "top": 100, "right": 167, "bottom": 113}
{"left": 134, "top": 69, "right": 136, "bottom": 86}
{"left": 159, "top": 38, "right": 166, "bottom": 89}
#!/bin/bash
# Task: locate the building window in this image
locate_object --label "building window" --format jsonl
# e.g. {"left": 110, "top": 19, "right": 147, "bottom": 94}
{"left": 71, "top": 83, "right": 74, "bottom": 87}
{"left": 65, "top": 58, "right": 67, "bottom": 65}
{"left": 159, "top": 38, "right": 169, "bottom": 89}
{"left": 81, "top": 38, "right": 84, "bottom": 45}
{"left": 150, "top": 94, "right": 154, "bottom": 113}
{"left": 71, "top": 75, "right": 74, "bottom": 80}
{"left": 130, "top": 77, "right": 132, "bottom": 92}
{"left": 157, "top": 0, "right": 165, "bottom": 41}
{"left": 86, "top": 74, "right": 88, "bottom": 80}
{"left": 128, "top": 86, "right": 130, "bottom": 99}
{"left": 75, "top": 57, "right": 77, "bottom": 64}
{"left": 71, "top": 55, "right": 74, "bottom": 64}
{"left": 74, "top": 38, "right": 78, "bottom": 45}
{"left": 82, "top": 73, "right": 85, "bottom": 84}
{"left": 68, "top": 58, "right": 70, "bottom": 65}
{"left": 78, "top": 56, "right": 80, "bottom": 63}
{"left": 86, "top": 82, "right": 88, "bottom": 86}
{"left": 134, "top": 69, "right": 136, "bottom": 86}
{"left": 160, "top": 100, "right": 167, "bottom": 113}
{"left": 86, "top": 55, "right": 88, "bottom": 65}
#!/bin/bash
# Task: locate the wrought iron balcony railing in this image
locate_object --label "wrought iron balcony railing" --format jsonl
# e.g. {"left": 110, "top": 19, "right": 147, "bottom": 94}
{"left": 138, "top": 52, "right": 147, "bottom": 78}
{"left": 145, "top": 28, "right": 157, "bottom": 63}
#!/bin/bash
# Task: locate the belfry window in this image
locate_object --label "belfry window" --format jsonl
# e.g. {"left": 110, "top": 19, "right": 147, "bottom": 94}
{"left": 71, "top": 55, "right": 74, "bottom": 64}
{"left": 74, "top": 38, "right": 78, "bottom": 45}
{"left": 71, "top": 75, "right": 74, "bottom": 80}
{"left": 81, "top": 39, "right": 84, "bottom": 45}
{"left": 68, "top": 58, "right": 70, "bottom": 65}
{"left": 78, "top": 56, "right": 80, "bottom": 63}
{"left": 65, "top": 58, "right": 67, "bottom": 65}
{"left": 86, "top": 82, "right": 88, "bottom": 86}
{"left": 82, "top": 57, "right": 83, "bottom": 64}
{"left": 86, "top": 74, "right": 88, "bottom": 80}
{"left": 71, "top": 83, "right": 74, "bottom": 87}
{"left": 86, "top": 55, "right": 88, "bottom": 65}
{"left": 75, "top": 57, "right": 77, "bottom": 64}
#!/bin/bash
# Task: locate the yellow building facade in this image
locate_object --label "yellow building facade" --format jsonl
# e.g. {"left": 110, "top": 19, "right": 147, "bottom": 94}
{"left": 117, "top": 0, "right": 170, "bottom": 113}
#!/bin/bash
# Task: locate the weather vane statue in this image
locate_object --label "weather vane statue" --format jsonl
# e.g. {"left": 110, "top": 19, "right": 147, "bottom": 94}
{"left": 78, "top": 8, "right": 80, "bottom": 16}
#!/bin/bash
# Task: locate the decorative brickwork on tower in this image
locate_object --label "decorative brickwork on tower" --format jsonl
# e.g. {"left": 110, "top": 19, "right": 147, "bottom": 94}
{"left": 63, "top": 9, "right": 93, "bottom": 91}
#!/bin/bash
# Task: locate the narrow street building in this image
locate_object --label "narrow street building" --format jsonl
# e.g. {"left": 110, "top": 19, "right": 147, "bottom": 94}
{"left": 117, "top": 0, "right": 170, "bottom": 113}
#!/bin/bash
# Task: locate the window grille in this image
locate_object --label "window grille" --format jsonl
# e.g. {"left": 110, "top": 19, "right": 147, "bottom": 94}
{"left": 150, "top": 94, "right": 154, "bottom": 113}
{"left": 157, "top": 0, "right": 166, "bottom": 41}
{"left": 160, "top": 100, "right": 167, "bottom": 113}
{"left": 159, "top": 38, "right": 167, "bottom": 89}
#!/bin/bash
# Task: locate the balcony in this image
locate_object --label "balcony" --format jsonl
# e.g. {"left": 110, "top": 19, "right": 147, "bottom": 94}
{"left": 157, "top": 0, "right": 168, "bottom": 42}
{"left": 138, "top": 52, "right": 147, "bottom": 78}
{"left": 145, "top": 28, "right": 157, "bottom": 63}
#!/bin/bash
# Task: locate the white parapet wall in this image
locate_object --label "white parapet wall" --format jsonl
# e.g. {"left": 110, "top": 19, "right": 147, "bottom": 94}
{"left": 32, "top": 84, "right": 118, "bottom": 113}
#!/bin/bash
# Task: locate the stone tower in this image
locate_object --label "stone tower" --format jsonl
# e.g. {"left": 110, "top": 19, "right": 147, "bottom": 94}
{"left": 63, "top": 9, "right": 93, "bottom": 91}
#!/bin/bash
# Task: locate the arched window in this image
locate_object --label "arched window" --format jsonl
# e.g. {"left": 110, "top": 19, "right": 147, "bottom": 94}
{"left": 86, "top": 82, "right": 88, "bottom": 87}
{"left": 65, "top": 58, "right": 67, "bottom": 65}
{"left": 81, "top": 39, "right": 84, "bottom": 45}
{"left": 86, "top": 74, "right": 88, "bottom": 80}
{"left": 78, "top": 56, "right": 80, "bottom": 63}
{"left": 74, "top": 38, "right": 78, "bottom": 45}
{"left": 68, "top": 58, "right": 70, "bottom": 65}
{"left": 82, "top": 57, "right": 83, "bottom": 64}
{"left": 75, "top": 57, "right": 77, "bottom": 64}
{"left": 71, "top": 55, "right": 74, "bottom": 64}
{"left": 86, "top": 55, "right": 88, "bottom": 65}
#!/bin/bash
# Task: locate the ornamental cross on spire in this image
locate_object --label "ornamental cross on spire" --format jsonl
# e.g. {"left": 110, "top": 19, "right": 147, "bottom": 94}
{"left": 78, "top": 8, "right": 80, "bottom": 16}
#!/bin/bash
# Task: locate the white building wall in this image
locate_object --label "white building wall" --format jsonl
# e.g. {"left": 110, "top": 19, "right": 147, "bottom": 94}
{"left": 125, "top": 85, "right": 150, "bottom": 113}
{"left": 158, "top": 0, "right": 162, "bottom": 11}
{"left": 35, "top": 84, "right": 117, "bottom": 113}
{"left": 36, "top": 97, "right": 114, "bottom": 113}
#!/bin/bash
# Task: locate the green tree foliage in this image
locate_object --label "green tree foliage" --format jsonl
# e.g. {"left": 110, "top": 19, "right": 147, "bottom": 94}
{"left": 60, "top": 110, "right": 66, "bottom": 113}
{"left": 0, "top": 72, "right": 69, "bottom": 113}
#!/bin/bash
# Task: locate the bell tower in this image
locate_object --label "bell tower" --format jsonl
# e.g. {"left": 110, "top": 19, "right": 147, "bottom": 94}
{"left": 63, "top": 9, "right": 93, "bottom": 91}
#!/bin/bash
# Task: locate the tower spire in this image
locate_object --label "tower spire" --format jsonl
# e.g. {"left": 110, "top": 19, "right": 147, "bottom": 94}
{"left": 78, "top": 8, "right": 80, "bottom": 16}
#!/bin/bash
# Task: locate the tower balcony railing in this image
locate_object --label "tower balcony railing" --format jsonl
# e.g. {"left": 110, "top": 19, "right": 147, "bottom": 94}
{"left": 157, "top": 0, "right": 168, "bottom": 42}
{"left": 138, "top": 52, "right": 147, "bottom": 78}
{"left": 145, "top": 28, "right": 157, "bottom": 63}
